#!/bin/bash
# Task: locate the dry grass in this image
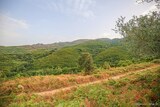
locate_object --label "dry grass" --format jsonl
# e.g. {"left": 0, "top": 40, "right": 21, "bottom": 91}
{"left": 0, "top": 74, "right": 108, "bottom": 96}
{"left": 1, "top": 63, "right": 159, "bottom": 107}
{"left": 102, "top": 62, "right": 155, "bottom": 75}
{"left": 0, "top": 62, "right": 157, "bottom": 97}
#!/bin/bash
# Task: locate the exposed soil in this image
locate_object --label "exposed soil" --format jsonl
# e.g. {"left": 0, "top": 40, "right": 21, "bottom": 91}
{"left": 35, "top": 64, "right": 160, "bottom": 96}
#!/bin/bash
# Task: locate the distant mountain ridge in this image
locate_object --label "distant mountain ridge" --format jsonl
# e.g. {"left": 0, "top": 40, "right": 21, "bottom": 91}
{"left": 0, "top": 38, "right": 122, "bottom": 54}
{"left": 20, "top": 39, "right": 91, "bottom": 50}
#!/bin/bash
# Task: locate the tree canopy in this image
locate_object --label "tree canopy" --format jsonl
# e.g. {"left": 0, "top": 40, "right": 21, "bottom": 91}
{"left": 114, "top": 12, "right": 160, "bottom": 58}
{"left": 78, "top": 52, "right": 94, "bottom": 74}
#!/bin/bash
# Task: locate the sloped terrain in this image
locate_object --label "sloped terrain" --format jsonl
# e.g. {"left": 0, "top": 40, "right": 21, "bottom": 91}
{"left": 1, "top": 38, "right": 129, "bottom": 78}
{"left": 0, "top": 62, "right": 159, "bottom": 107}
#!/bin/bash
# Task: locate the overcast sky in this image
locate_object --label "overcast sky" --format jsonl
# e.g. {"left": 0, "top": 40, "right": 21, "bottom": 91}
{"left": 0, "top": 0, "right": 156, "bottom": 46}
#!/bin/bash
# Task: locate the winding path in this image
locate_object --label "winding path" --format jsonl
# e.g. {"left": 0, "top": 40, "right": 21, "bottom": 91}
{"left": 35, "top": 64, "right": 160, "bottom": 96}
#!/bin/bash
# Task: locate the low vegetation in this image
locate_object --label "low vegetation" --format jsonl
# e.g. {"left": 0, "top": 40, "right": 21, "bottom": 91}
{"left": 1, "top": 64, "right": 159, "bottom": 107}
{"left": 54, "top": 67, "right": 159, "bottom": 107}
{"left": 0, "top": 62, "right": 159, "bottom": 107}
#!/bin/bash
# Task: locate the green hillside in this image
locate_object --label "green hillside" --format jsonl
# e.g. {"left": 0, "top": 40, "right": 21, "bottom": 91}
{"left": 0, "top": 46, "right": 28, "bottom": 54}
{"left": 33, "top": 48, "right": 80, "bottom": 69}
{"left": 0, "top": 38, "right": 134, "bottom": 78}
{"left": 0, "top": 39, "right": 89, "bottom": 54}
{"left": 32, "top": 39, "right": 125, "bottom": 69}
{"left": 95, "top": 46, "right": 131, "bottom": 66}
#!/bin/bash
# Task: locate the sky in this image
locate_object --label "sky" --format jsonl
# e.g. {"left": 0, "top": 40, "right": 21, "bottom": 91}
{"left": 0, "top": 0, "right": 156, "bottom": 46}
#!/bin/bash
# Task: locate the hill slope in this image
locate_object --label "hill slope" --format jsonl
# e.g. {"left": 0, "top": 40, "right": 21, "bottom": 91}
{"left": 1, "top": 63, "right": 159, "bottom": 107}
{"left": 0, "top": 38, "right": 132, "bottom": 77}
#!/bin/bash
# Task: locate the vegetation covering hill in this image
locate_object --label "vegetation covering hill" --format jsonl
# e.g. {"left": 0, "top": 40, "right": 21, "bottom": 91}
{"left": 33, "top": 39, "right": 123, "bottom": 68}
{"left": 0, "top": 39, "right": 90, "bottom": 54}
{"left": 0, "top": 38, "right": 130, "bottom": 77}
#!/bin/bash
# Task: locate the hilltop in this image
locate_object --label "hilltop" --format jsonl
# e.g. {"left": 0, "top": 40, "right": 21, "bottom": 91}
{"left": 0, "top": 38, "right": 120, "bottom": 53}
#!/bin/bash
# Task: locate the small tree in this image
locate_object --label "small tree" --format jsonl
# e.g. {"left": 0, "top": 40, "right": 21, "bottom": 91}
{"left": 78, "top": 52, "right": 94, "bottom": 75}
{"left": 102, "top": 62, "right": 110, "bottom": 69}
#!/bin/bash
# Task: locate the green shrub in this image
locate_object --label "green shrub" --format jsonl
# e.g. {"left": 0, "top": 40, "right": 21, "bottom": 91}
{"left": 61, "top": 67, "right": 80, "bottom": 74}
{"left": 102, "top": 62, "right": 110, "bottom": 69}
{"left": 55, "top": 85, "right": 111, "bottom": 107}
{"left": 9, "top": 100, "right": 50, "bottom": 107}
{"left": 95, "top": 46, "right": 131, "bottom": 67}
{"left": 55, "top": 99, "right": 82, "bottom": 107}
{"left": 108, "top": 79, "right": 116, "bottom": 86}
{"left": 118, "top": 60, "right": 132, "bottom": 67}
{"left": 78, "top": 53, "right": 94, "bottom": 75}
{"left": 152, "top": 59, "right": 160, "bottom": 64}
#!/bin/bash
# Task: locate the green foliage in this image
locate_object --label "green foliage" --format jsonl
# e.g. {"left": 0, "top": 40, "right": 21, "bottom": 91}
{"left": 78, "top": 53, "right": 94, "bottom": 74}
{"left": 54, "top": 67, "right": 160, "bottom": 107}
{"left": 55, "top": 85, "right": 110, "bottom": 107}
{"left": 3, "top": 67, "right": 80, "bottom": 78}
{"left": 117, "top": 60, "right": 133, "bottom": 67}
{"left": 102, "top": 61, "right": 110, "bottom": 69}
{"left": 55, "top": 99, "right": 83, "bottom": 107}
{"left": 114, "top": 12, "right": 160, "bottom": 58}
{"left": 95, "top": 46, "right": 131, "bottom": 67}
{"left": 152, "top": 59, "right": 160, "bottom": 64}
{"left": 33, "top": 48, "right": 79, "bottom": 69}
{"left": 0, "top": 46, "right": 28, "bottom": 54}
{"left": 8, "top": 95, "right": 51, "bottom": 107}
{"left": 0, "top": 54, "right": 20, "bottom": 71}
{"left": 73, "top": 40, "right": 110, "bottom": 57}
{"left": 9, "top": 101, "right": 50, "bottom": 107}
{"left": 0, "top": 38, "right": 144, "bottom": 78}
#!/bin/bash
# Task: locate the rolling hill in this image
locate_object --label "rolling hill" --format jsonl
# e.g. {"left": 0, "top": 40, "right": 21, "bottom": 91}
{"left": 0, "top": 38, "right": 133, "bottom": 77}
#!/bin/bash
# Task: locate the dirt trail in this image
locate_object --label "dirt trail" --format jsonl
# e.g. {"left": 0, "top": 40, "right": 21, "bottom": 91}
{"left": 35, "top": 65, "right": 160, "bottom": 96}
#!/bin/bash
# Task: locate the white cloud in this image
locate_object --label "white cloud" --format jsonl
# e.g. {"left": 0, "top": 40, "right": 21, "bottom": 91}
{"left": 142, "top": 5, "right": 159, "bottom": 15}
{"left": 44, "top": 0, "right": 95, "bottom": 18}
{"left": 134, "top": 0, "right": 142, "bottom": 5}
{"left": 0, "top": 14, "right": 29, "bottom": 45}
{"left": 74, "top": 33, "right": 122, "bottom": 40}
{"left": 0, "top": 14, "right": 29, "bottom": 30}
{"left": 98, "top": 33, "right": 122, "bottom": 39}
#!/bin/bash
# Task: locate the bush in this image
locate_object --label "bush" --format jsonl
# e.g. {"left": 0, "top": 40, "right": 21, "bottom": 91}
{"left": 95, "top": 46, "right": 131, "bottom": 67}
{"left": 78, "top": 53, "right": 94, "bottom": 75}
{"left": 62, "top": 67, "right": 80, "bottom": 74}
{"left": 8, "top": 97, "right": 50, "bottom": 107}
{"left": 152, "top": 59, "right": 160, "bottom": 64}
{"left": 118, "top": 60, "right": 132, "bottom": 67}
{"left": 102, "top": 62, "right": 110, "bottom": 69}
{"left": 56, "top": 85, "right": 111, "bottom": 107}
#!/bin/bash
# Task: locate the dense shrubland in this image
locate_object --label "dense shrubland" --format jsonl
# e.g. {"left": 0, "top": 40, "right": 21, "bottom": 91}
{"left": 0, "top": 37, "right": 158, "bottom": 79}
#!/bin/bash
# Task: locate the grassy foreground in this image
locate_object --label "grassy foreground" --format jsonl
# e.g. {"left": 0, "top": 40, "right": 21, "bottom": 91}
{"left": 0, "top": 62, "right": 160, "bottom": 107}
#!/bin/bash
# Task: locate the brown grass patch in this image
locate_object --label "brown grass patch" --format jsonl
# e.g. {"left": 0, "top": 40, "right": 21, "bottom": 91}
{"left": 0, "top": 62, "right": 158, "bottom": 97}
